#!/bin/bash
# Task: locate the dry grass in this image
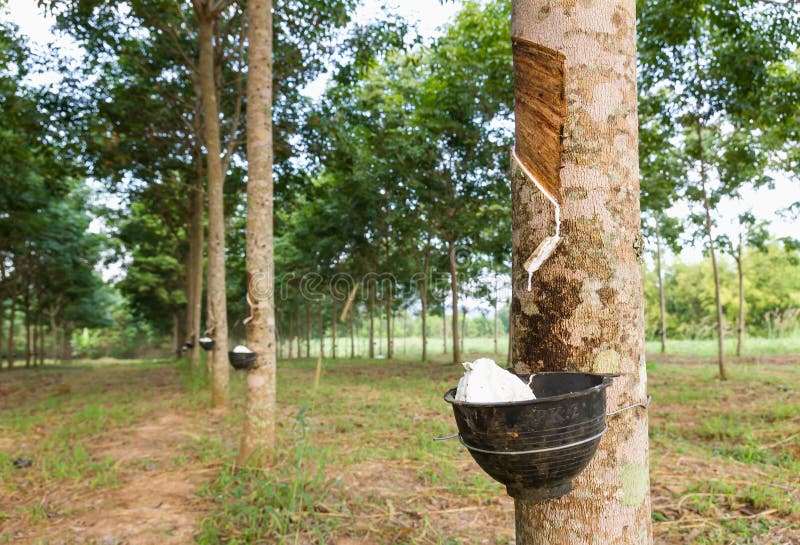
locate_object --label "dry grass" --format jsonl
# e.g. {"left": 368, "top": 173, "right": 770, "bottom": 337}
{"left": 0, "top": 353, "right": 798, "bottom": 544}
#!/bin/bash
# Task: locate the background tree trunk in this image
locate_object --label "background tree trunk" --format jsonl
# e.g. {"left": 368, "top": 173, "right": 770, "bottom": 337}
{"left": 332, "top": 298, "right": 337, "bottom": 359}
{"left": 239, "top": 0, "right": 276, "bottom": 466}
{"left": 198, "top": 13, "right": 230, "bottom": 407}
{"left": 385, "top": 291, "right": 392, "bottom": 358}
{"left": 494, "top": 277, "right": 499, "bottom": 354}
{"left": 696, "top": 121, "right": 725, "bottom": 380}
{"left": 442, "top": 299, "right": 447, "bottom": 354}
{"left": 736, "top": 232, "right": 744, "bottom": 358}
{"left": 448, "top": 239, "right": 460, "bottom": 363}
{"left": 349, "top": 304, "right": 355, "bottom": 358}
{"left": 421, "top": 258, "right": 429, "bottom": 362}
{"left": 305, "top": 300, "right": 311, "bottom": 358}
{"left": 24, "top": 282, "right": 30, "bottom": 367}
{"left": 187, "top": 168, "right": 205, "bottom": 370}
{"left": 655, "top": 221, "right": 667, "bottom": 354}
{"left": 510, "top": 1, "right": 652, "bottom": 543}
{"left": 318, "top": 298, "right": 325, "bottom": 358}
{"left": 7, "top": 291, "right": 16, "bottom": 368}
{"left": 368, "top": 285, "right": 375, "bottom": 358}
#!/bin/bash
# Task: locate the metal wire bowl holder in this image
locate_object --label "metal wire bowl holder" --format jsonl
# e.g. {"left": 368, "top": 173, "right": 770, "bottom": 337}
{"left": 438, "top": 372, "right": 651, "bottom": 500}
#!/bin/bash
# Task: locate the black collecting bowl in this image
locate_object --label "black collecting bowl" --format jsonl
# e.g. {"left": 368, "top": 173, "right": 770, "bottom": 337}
{"left": 444, "top": 372, "right": 611, "bottom": 500}
{"left": 199, "top": 339, "right": 215, "bottom": 351}
{"left": 228, "top": 351, "right": 257, "bottom": 371}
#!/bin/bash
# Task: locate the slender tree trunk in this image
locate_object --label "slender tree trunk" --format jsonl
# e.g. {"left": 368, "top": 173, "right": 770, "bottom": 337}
{"left": 385, "top": 290, "right": 392, "bottom": 359}
{"left": 198, "top": 13, "right": 230, "bottom": 407}
{"left": 7, "top": 291, "right": 16, "bottom": 368}
{"left": 510, "top": 2, "right": 651, "bottom": 543}
{"left": 492, "top": 278, "right": 498, "bottom": 354}
{"left": 288, "top": 314, "right": 294, "bottom": 359}
{"left": 239, "top": 0, "right": 276, "bottom": 466}
{"left": 50, "top": 314, "right": 58, "bottom": 365}
{"left": 655, "top": 222, "right": 667, "bottom": 354}
{"left": 447, "top": 239, "right": 460, "bottom": 364}
{"left": 368, "top": 284, "right": 375, "bottom": 358}
{"left": 24, "top": 283, "right": 30, "bottom": 367}
{"left": 332, "top": 298, "right": 337, "bottom": 359}
{"left": 442, "top": 299, "right": 447, "bottom": 354}
{"left": 304, "top": 300, "right": 311, "bottom": 358}
{"left": 460, "top": 305, "right": 466, "bottom": 356}
{"left": 318, "top": 298, "right": 325, "bottom": 358}
{"left": 349, "top": 303, "right": 355, "bottom": 358}
{"left": 696, "top": 121, "right": 726, "bottom": 380}
{"left": 188, "top": 164, "right": 205, "bottom": 370}
{"left": 421, "top": 258, "right": 429, "bottom": 362}
{"left": 736, "top": 232, "right": 744, "bottom": 358}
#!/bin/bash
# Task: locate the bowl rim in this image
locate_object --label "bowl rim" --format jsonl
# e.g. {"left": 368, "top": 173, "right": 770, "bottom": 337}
{"left": 444, "top": 371, "right": 612, "bottom": 407}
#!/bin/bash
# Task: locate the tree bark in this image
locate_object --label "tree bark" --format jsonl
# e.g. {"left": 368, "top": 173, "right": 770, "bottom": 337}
{"left": 494, "top": 277, "right": 499, "bottom": 354}
{"left": 736, "top": 232, "right": 744, "bottom": 358}
{"left": 447, "top": 239, "right": 460, "bottom": 364}
{"left": 238, "top": 0, "right": 276, "bottom": 467}
{"left": 696, "top": 121, "right": 726, "bottom": 380}
{"left": 7, "top": 290, "right": 16, "bottom": 368}
{"left": 655, "top": 221, "right": 667, "bottom": 354}
{"left": 24, "top": 281, "right": 31, "bottom": 367}
{"left": 349, "top": 303, "right": 355, "bottom": 358}
{"left": 198, "top": 13, "right": 230, "bottom": 407}
{"left": 187, "top": 163, "right": 205, "bottom": 370}
{"left": 421, "top": 253, "right": 429, "bottom": 362}
{"left": 368, "top": 284, "right": 375, "bottom": 358}
{"left": 318, "top": 298, "right": 325, "bottom": 358}
{"left": 332, "top": 297, "right": 337, "bottom": 359}
{"left": 385, "top": 289, "right": 392, "bottom": 359}
{"left": 442, "top": 299, "right": 447, "bottom": 354}
{"left": 304, "top": 300, "right": 311, "bottom": 358}
{"left": 510, "top": 2, "right": 652, "bottom": 543}
{"left": 460, "top": 305, "right": 466, "bottom": 356}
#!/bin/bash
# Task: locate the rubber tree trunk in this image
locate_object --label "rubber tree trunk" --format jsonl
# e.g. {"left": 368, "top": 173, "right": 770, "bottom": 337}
{"left": 238, "top": 0, "right": 276, "bottom": 467}
{"left": 7, "top": 291, "right": 16, "bottom": 368}
{"left": 385, "top": 290, "right": 393, "bottom": 358}
{"left": 332, "top": 298, "right": 337, "bottom": 359}
{"left": 494, "top": 277, "right": 499, "bottom": 354}
{"left": 368, "top": 284, "right": 375, "bottom": 358}
{"left": 318, "top": 298, "right": 325, "bottom": 358}
{"left": 696, "top": 121, "right": 725, "bottom": 380}
{"left": 305, "top": 300, "right": 311, "bottom": 358}
{"left": 187, "top": 167, "right": 205, "bottom": 370}
{"left": 655, "top": 222, "right": 667, "bottom": 354}
{"left": 198, "top": 14, "right": 230, "bottom": 407}
{"left": 736, "top": 233, "right": 744, "bottom": 358}
{"left": 460, "top": 305, "right": 466, "bottom": 356}
{"left": 24, "top": 282, "right": 30, "bottom": 367}
{"left": 447, "top": 239, "right": 460, "bottom": 364}
{"left": 421, "top": 257, "right": 429, "bottom": 362}
{"left": 442, "top": 299, "right": 447, "bottom": 354}
{"left": 349, "top": 304, "right": 355, "bottom": 358}
{"left": 510, "top": 2, "right": 652, "bottom": 543}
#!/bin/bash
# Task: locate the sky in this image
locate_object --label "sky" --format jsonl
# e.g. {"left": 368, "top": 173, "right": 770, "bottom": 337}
{"left": 2, "top": 0, "right": 798, "bottom": 270}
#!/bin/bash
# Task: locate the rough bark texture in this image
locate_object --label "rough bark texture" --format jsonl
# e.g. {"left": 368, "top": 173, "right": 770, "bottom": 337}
{"left": 238, "top": 0, "right": 276, "bottom": 467}
{"left": 198, "top": 14, "right": 229, "bottom": 407}
{"left": 448, "top": 240, "right": 460, "bottom": 364}
{"left": 655, "top": 225, "right": 667, "bottom": 354}
{"left": 510, "top": 2, "right": 652, "bottom": 544}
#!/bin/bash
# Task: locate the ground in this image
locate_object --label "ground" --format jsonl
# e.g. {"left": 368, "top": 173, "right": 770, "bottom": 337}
{"left": 0, "top": 351, "right": 798, "bottom": 545}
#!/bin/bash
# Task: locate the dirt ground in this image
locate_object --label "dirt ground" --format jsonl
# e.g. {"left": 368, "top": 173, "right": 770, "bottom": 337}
{"left": 0, "top": 355, "right": 798, "bottom": 544}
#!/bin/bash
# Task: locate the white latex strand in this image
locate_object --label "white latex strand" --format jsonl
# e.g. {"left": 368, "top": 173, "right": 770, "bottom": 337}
{"left": 511, "top": 148, "right": 562, "bottom": 291}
